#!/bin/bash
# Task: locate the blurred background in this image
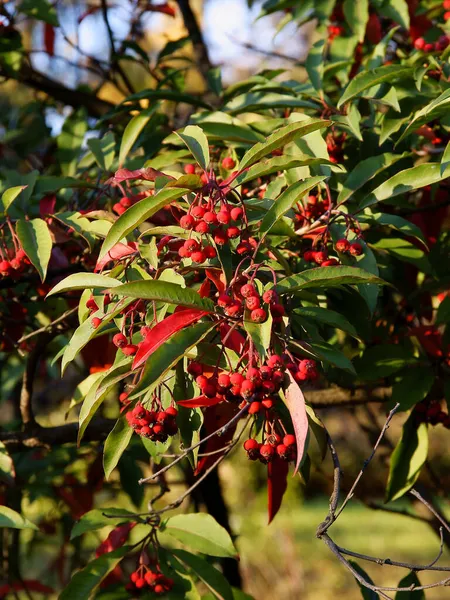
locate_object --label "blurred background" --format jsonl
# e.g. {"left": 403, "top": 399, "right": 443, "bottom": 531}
{"left": 1, "top": 1, "right": 450, "bottom": 599}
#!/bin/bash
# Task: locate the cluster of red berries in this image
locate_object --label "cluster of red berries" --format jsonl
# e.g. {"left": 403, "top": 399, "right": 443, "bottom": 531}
{"left": 218, "top": 283, "right": 284, "bottom": 324}
{"left": 113, "top": 191, "right": 150, "bottom": 216}
{"left": 414, "top": 34, "right": 450, "bottom": 53}
{"left": 294, "top": 194, "right": 330, "bottom": 227}
{"left": 128, "top": 566, "right": 174, "bottom": 595}
{"left": 244, "top": 433, "right": 296, "bottom": 463}
{"left": 113, "top": 332, "right": 138, "bottom": 357}
{"left": 303, "top": 239, "right": 363, "bottom": 267}
{"left": 126, "top": 403, "right": 178, "bottom": 441}
{"left": 178, "top": 200, "right": 252, "bottom": 255}
{"left": 178, "top": 237, "right": 216, "bottom": 264}
{"left": 188, "top": 355, "right": 318, "bottom": 411}
{"left": 327, "top": 24, "right": 344, "bottom": 41}
{"left": 335, "top": 238, "right": 363, "bottom": 256}
{"left": 414, "top": 401, "right": 450, "bottom": 428}
{"left": 326, "top": 132, "right": 346, "bottom": 164}
{"left": 184, "top": 157, "right": 236, "bottom": 177}
{"left": 0, "top": 248, "right": 29, "bottom": 277}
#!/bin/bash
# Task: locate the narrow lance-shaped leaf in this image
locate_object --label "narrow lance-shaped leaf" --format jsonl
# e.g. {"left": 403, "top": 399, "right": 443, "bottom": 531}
{"left": 260, "top": 176, "right": 326, "bottom": 238}
{"left": 267, "top": 457, "right": 289, "bottom": 524}
{"left": 99, "top": 187, "right": 190, "bottom": 260}
{"left": 1, "top": 185, "right": 27, "bottom": 214}
{"left": 276, "top": 266, "right": 387, "bottom": 294}
{"left": 394, "top": 572, "right": 425, "bottom": 599}
{"left": 86, "top": 131, "right": 115, "bottom": 171}
{"left": 343, "top": 0, "right": 369, "bottom": 43}
{"left": 283, "top": 371, "right": 309, "bottom": 475}
{"left": 113, "top": 280, "right": 215, "bottom": 312}
{"left": 238, "top": 119, "right": 330, "bottom": 172}
{"left": 176, "top": 125, "right": 210, "bottom": 170}
{"left": 133, "top": 308, "right": 209, "bottom": 369}
{"left": 0, "top": 506, "right": 38, "bottom": 530}
{"left": 162, "top": 513, "right": 238, "bottom": 558}
{"left": 348, "top": 561, "right": 380, "bottom": 600}
{"left": 103, "top": 416, "right": 134, "bottom": 479}
{"left": 172, "top": 549, "right": 234, "bottom": 600}
{"left": 385, "top": 414, "right": 428, "bottom": 503}
{"left": 337, "top": 65, "right": 413, "bottom": 108}
{"left": 16, "top": 218, "right": 52, "bottom": 281}
{"left": 396, "top": 88, "right": 450, "bottom": 145}
{"left": 47, "top": 273, "right": 122, "bottom": 297}
{"left": 119, "top": 106, "right": 157, "bottom": 166}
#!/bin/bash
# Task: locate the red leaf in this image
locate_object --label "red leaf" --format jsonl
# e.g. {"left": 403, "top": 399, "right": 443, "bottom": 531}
{"left": 407, "top": 326, "right": 443, "bottom": 358}
{"left": 107, "top": 167, "right": 173, "bottom": 185}
{"left": 40, "top": 194, "right": 56, "bottom": 217}
{"left": 194, "top": 403, "right": 238, "bottom": 475}
{"left": 133, "top": 309, "right": 209, "bottom": 369}
{"left": 44, "top": 23, "right": 55, "bottom": 56}
{"left": 95, "top": 241, "right": 138, "bottom": 272}
{"left": 206, "top": 268, "right": 226, "bottom": 294}
{"left": 146, "top": 3, "right": 176, "bottom": 17}
{"left": 96, "top": 522, "right": 136, "bottom": 557}
{"left": 176, "top": 394, "right": 223, "bottom": 408}
{"left": 284, "top": 370, "right": 309, "bottom": 475}
{"left": 219, "top": 322, "right": 246, "bottom": 355}
{"left": 267, "top": 456, "right": 289, "bottom": 524}
{"left": 199, "top": 279, "right": 211, "bottom": 298}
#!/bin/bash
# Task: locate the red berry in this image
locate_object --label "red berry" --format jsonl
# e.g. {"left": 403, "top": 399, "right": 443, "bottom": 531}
{"left": 222, "top": 157, "right": 236, "bottom": 170}
{"left": 241, "top": 283, "right": 256, "bottom": 298}
{"left": 203, "top": 211, "right": 217, "bottom": 224}
{"left": 230, "top": 372, "right": 245, "bottom": 386}
{"left": 178, "top": 246, "right": 190, "bottom": 258}
{"left": 259, "top": 444, "right": 275, "bottom": 462}
{"left": 195, "top": 221, "right": 209, "bottom": 234}
{"left": 131, "top": 571, "right": 139, "bottom": 583}
{"left": 424, "top": 43, "right": 434, "bottom": 52}
{"left": 261, "top": 398, "right": 274, "bottom": 409}
{"left": 335, "top": 238, "right": 350, "bottom": 253}
{"left": 91, "top": 317, "right": 102, "bottom": 328}
{"left": 250, "top": 308, "right": 266, "bottom": 323}
{"left": 414, "top": 37, "right": 426, "bottom": 50}
{"left": 244, "top": 438, "right": 259, "bottom": 451}
{"left": 184, "top": 163, "right": 196, "bottom": 174}
{"left": 203, "top": 382, "right": 217, "bottom": 398}
{"left": 276, "top": 444, "right": 288, "bottom": 458}
{"left": 284, "top": 434, "right": 296, "bottom": 447}
{"left": 230, "top": 206, "right": 243, "bottom": 221}
{"left": 204, "top": 245, "right": 217, "bottom": 259}
{"left": 0, "top": 260, "right": 12, "bottom": 276}
{"left": 136, "top": 578, "right": 146, "bottom": 589}
{"left": 322, "top": 259, "right": 339, "bottom": 267}
{"left": 303, "top": 251, "right": 315, "bottom": 262}
{"left": 214, "top": 229, "right": 228, "bottom": 245}
{"left": 248, "top": 401, "right": 261, "bottom": 414}
{"left": 262, "top": 289, "right": 277, "bottom": 304}
{"left": 262, "top": 380, "right": 275, "bottom": 394}
{"left": 122, "top": 344, "right": 138, "bottom": 356}
{"left": 240, "top": 380, "right": 255, "bottom": 397}
{"left": 113, "top": 333, "right": 128, "bottom": 348}
{"left": 349, "top": 242, "right": 363, "bottom": 256}
{"left": 259, "top": 366, "right": 273, "bottom": 380}
{"left": 120, "top": 196, "right": 132, "bottom": 208}
{"left": 246, "top": 367, "right": 261, "bottom": 382}
{"left": 113, "top": 202, "right": 126, "bottom": 215}
{"left": 184, "top": 239, "right": 200, "bottom": 252}
{"left": 166, "top": 406, "right": 178, "bottom": 417}
{"left": 119, "top": 392, "right": 129, "bottom": 403}
{"left": 217, "top": 210, "right": 231, "bottom": 224}
{"left": 191, "top": 250, "right": 206, "bottom": 263}
{"left": 86, "top": 296, "right": 98, "bottom": 311}
{"left": 236, "top": 241, "right": 251, "bottom": 255}
{"left": 270, "top": 303, "right": 285, "bottom": 317}
{"left": 180, "top": 214, "right": 194, "bottom": 229}
{"left": 191, "top": 205, "right": 205, "bottom": 219}
{"left": 196, "top": 375, "right": 208, "bottom": 389}
{"left": 10, "top": 258, "right": 21, "bottom": 270}
{"left": 246, "top": 295, "right": 261, "bottom": 310}
{"left": 224, "top": 300, "right": 242, "bottom": 317}
{"left": 314, "top": 251, "right": 328, "bottom": 265}
{"left": 227, "top": 226, "right": 240, "bottom": 239}
{"left": 218, "top": 373, "right": 231, "bottom": 388}
{"left": 267, "top": 355, "right": 283, "bottom": 369}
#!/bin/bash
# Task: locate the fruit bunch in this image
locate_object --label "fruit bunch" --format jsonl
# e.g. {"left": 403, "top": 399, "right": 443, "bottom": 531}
{"left": 0, "top": 248, "right": 30, "bottom": 277}
{"left": 244, "top": 433, "right": 297, "bottom": 463}
{"left": 414, "top": 401, "right": 450, "bottom": 428}
{"left": 128, "top": 565, "right": 174, "bottom": 595}
{"left": 218, "top": 281, "right": 284, "bottom": 324}
{"left": 112, "top": 191, "right": 152, "bottom": 216}
{"left": 126, "top": 403, "right": 178, "bottom": 442}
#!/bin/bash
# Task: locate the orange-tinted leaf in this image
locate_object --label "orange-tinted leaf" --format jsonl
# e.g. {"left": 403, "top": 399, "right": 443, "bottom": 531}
{"left": 133, "top": 308, "right": 208, "bottom": 369}
{"left": 96, "top": 522, "right": 136, "bottom": 557}
{"left": 108, "top": 167, "right": 172, "bottom": 185}
{"left": 44, "top": 23, "right": 55, "bottom": 56}
{"left": 176, "top": 395, "right": 223, "bottom": 408}
{"left": 284, "top": 371, "right": 309, "bottom": 475}
{"left": 267, "top": 456, "right": 289, "bottom": 524}
{"left": 219, "top": 322, "right": 246, "bottom": 355}
{"left": 95, "top": 241, "right": 138, "bottom": 272}
{"left": 206, "top": 269, "right": 226, "bottom": 294}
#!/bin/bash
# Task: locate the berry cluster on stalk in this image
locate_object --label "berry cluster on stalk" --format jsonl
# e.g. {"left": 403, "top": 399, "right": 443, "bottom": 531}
{"left": 126, "top": 403, "right": 178, "bottom": 442}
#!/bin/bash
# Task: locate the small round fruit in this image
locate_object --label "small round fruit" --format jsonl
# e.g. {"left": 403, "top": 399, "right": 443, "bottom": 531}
{"left": 184, "top": 163, "right": 196, "bottom": 174}
{"left": 250, "top": 308, "right": 266, "bottom": 323}
{"left": 349, "top": 242, "right": 363, "bottom": 256}
{"left": 113, "top": 333, "right": 128, "bottom": 348}
{"left": 222, "top": 157, "right": 236, "bottom": 170}
{"left": 180, "top": 214, "right": 194, "bottom": 229}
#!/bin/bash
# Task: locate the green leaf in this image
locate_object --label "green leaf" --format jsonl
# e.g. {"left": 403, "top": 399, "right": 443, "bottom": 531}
{"left": 119, "top": 106, "right": 157, "bottom": 166}
{"left": 337, "top": 152, "right": 408, "bottom": 204}
{"left": 394, "top": 572, "right": 425, "bottom": 599}
{"left": 87, "top": 132, "right": 115, "bottom": 171}
{"left": 99, "top": 187, "right": 189, "bottom": 260}
{"left": 238, "top": 119, "right": 330, "bottom": 172}
{"left": 276, "top": 266, "right": 387, "bottom": 294}
{"left": 176, "top": 125, "right": 210, "bottom": 170}
{"left": 386, "top": 414, "right": 428, "bottom": 503}
{"left": 294, "top": 306, "right": 358, "bottom": 338}
{"left": 52, "top": 211, "right": 97, "bottom": 250}
{"left": 162, "top": 513, "right": 238, "bottom": 558}
{"left": 235, "top": 156, "right": 334, "bottom": 185}
{"left": 16, "top": 218, "right": 52, "bottom": 281}
{"left": 348, "top": 561, "right": 380, "bottom": 600}
{"left": 302, "top": 341, "right": 356, "bottom": 374}
{"left": 337, "top": 65, "right": 413, "bottom": 108}
{"left": 355, "top": 345, "right": 417, "bottom": 381}
{"left": 378, "top": 0, "right": 409, "bottom": 30}
{"left": 0, "top": 442, "right": 15, "bottom": 486}
{"left": 103, "top": 416, "right": 134, "bottom": 479}
{"left": 305, "top": 39, "right": 325, "bottom": 92}
{"left": 343, "top": 0, "right": 369, "bottom": 43}
{"left": 59, "top": 547, "right": 129, "bottom": 600}
{"left": 244, "top": 311, "right": 273, "bottom": 360}
{"left": 172, "top": 549, "right": 233, "bottom": 600}
{"left": 47, "top": 273, "right": 122, "bottom": 297}
{"left": 0, "top": 506, "right": 38, "bottom": 530}
{"left": 396, "top": 88, "right": 450, "bottom": 145}
{"left": 391, "top": 369, "right": 434, "bottom": 412}
{"left": 18, "top": 0, "right": 58, "bottom": 25}
{"left": 359, "top": 163, "right": 450, "bottom": 210}
{"left": 57, "top": 109, "right": 88, "bottom": 176}
{"left": 260, "top": 176, "right": 326, "bottom": 238}
{"left": 1, "top": 185, "right": 27, "bottom": 214}
{"left": 360, "top": 212, "right": 427, "bottom": 247}
{"left": 70, "top": 508, "right": 136, "bottom": 539}
{"left": 436, "top": 295, "right": 450, "bottom": 324}
{"left": 130, "top": 322, "right": 215, "bottom": 398}
{"left": 112, "top": 280, "right": 215, "bottom": 312}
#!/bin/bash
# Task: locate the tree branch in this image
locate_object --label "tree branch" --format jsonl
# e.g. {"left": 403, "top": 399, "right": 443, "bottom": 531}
{"left": 174, "top": 0, "right": 213, "bottom": 81}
